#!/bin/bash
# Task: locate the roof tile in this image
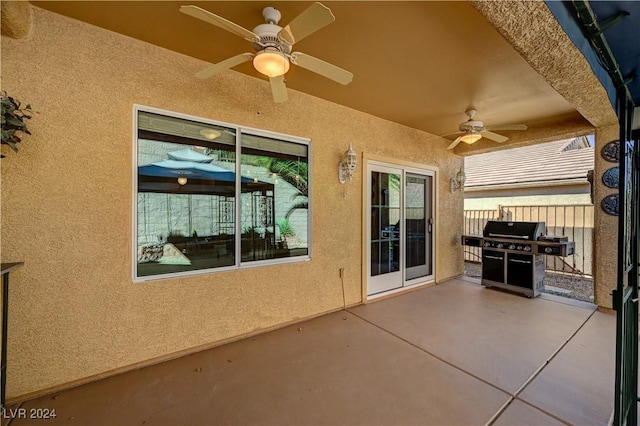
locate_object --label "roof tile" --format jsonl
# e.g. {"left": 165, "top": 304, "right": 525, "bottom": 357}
{"left": 464, "top": 138, "right": 594, "bottom": 188}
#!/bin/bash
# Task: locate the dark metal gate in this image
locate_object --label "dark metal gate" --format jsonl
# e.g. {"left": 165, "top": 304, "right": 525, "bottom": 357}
{"left": 612, "top": 95, "right": 639, "bottom": 426}
{"left": 543, "top": 1, "right": 639, "bottom": 422}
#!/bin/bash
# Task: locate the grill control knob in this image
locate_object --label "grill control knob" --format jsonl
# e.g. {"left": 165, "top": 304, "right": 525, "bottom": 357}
{"left": 524, "top": 246, "right": 531, "bottom": 252}
{"left": 517, "top": 245, "right": 523, "bottom": 251}
{"left": 508, "top": 244, "right": 516, "bottom": 250}
{"left": 484, "top": 242, "right": 491, "bottom": 247}
{"left": 544, "top": 247, "right": 553, "bottom": 254}
{"left": 497, "top": 243, "right": 504, "bottom": 249}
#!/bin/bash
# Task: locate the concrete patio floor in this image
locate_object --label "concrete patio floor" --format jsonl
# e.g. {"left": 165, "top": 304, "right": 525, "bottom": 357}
{"left": 2, "top": 277, "right": 615, "bottom": 425}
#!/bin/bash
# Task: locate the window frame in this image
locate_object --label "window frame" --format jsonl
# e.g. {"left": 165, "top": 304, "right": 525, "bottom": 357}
{"left": 132, "top": 105, "right": 312, "bottom": 282}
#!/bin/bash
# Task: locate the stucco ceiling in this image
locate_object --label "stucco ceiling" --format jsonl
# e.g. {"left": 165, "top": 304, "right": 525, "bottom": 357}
{"left": 32, "top": 1, "right": 598, "bottom": 151}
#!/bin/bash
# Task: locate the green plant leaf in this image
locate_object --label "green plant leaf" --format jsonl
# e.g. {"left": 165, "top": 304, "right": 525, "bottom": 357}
{"left": 4, "top": 139, "right": 18, "bottom": 152}
{"left": 0, "top": 92, "right": 34, "bottom": 151}
{"left": 6, "top": 117, "right": 26, "bottom": 128}
{"left": 285, "top": 201, "right": 308, "bottom": 219}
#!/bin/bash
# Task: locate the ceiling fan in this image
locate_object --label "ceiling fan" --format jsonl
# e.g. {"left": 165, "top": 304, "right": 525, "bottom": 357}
{"left": 446, "top": 109, "right": 527, "bottom": 150}
{"left": 180, "top": 3, "right": 354, "bottom": 103}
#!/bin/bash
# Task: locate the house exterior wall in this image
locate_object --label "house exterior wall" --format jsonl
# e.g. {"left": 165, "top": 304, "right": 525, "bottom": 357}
{"left": 593, "top": 124, "right": 619, "bottom": 308}
{"left": 464, "top": 183, "right": 591, "bottom": 210}
{"left": 0, "top": 8, "right": 463, "bottom": 399}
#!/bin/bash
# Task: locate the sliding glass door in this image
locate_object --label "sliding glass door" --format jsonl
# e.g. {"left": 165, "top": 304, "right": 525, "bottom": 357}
{"left": 367, "top": 163, "right": 434, "bottom": 296}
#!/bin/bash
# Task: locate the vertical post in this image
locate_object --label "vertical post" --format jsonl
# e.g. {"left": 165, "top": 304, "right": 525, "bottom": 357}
{"left": 613, "top": 90, "right": 638, "bottom": 426}
{"left": 1, "top": 272, "right": 8, "bottom": 408}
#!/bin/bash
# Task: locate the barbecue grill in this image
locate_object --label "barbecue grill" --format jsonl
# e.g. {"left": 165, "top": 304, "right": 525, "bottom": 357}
{"left": 462, "top": 221, "right": 575, "bottom": 297}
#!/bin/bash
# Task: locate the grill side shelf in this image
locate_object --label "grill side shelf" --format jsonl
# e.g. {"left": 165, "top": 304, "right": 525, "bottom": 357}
{"left": 536, "top": 241, "right": 575, "bottom": 257}
{"left": 461, "top": 235, "right": 483, "bottom": 247}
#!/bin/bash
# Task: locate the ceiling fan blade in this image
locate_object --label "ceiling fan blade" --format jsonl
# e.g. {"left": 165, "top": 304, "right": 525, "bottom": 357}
{"left": 180, "top": 5, "right": 260, "bottom": 42}
{"left": 278, "top": 2, "right": 335, "bottom": 45}
{"left": 195, "top": 53, "right": 254, "bottom": 80}
{"left": 481, "top": 131, "right": 509, "bottom": 143}
{"left": 439, "top": 131, "right": 463, "bottom": 138}
{"left": 270, "top": 75, "right": 288, "bottom": 103}
{"left": 291, "top": 52, "right": 353, "bottom": 85}
{"left": 447, "top": 136, "right": 463, "bottom": 150}
{"left": 487, "top": 124, "right": 528, "bottom": 131}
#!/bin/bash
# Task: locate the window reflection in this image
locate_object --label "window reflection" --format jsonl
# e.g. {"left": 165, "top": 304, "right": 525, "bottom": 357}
{"left": 135, "top": 110, "right": 309, "bottom": 280}
{"left": 240, "top": 134, "right": 309, "bottom": 261}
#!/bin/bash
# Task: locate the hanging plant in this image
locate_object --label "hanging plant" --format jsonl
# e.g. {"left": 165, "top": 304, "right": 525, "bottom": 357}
{"left": 1, "top": 90, "right": 33, "bottom": 154}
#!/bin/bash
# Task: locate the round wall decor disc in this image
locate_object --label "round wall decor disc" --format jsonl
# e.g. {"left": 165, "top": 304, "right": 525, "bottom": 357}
{"left": 601, "top": 193, "right": 619, "bottom": 216}
{"left": 602, "top": 166, "right": 619, "bottom": 188}
{"left": 601, "top": 140, "right": 620, "bottom": 162}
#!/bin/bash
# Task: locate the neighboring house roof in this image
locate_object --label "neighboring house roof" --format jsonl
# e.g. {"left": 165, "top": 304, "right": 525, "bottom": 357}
{"left": 464, "top": 137, "right": 594, "bottom": 190}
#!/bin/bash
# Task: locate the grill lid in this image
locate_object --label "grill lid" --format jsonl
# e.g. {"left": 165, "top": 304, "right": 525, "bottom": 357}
{"left": 483, "top": 221, "right": 545, "bottom": 240}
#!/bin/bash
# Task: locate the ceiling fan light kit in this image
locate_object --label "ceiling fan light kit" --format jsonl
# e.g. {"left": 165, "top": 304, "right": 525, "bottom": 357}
{"left": 460, "top": 133, "right": 482, "bottom": 145}
{"left": 253, "top": 48, "right": 290, "bottom": 77}
{"left": 446, "top": 109, "right": 527, "bottom": 150}
{"left": 180, "top": 2, "right": 353, "bottom": 103}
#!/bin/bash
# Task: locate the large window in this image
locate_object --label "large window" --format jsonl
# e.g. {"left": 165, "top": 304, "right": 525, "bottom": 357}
{"left": 134, "top": 107, "right": 310, "bottom": 281}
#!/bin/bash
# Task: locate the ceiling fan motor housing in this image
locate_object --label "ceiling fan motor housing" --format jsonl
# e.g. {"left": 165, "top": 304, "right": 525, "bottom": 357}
{"left": 459, "top": 120, "right": 485, "bottom": 133}
{"left": 252, "top": 23, "right": 292, "bottom": 53}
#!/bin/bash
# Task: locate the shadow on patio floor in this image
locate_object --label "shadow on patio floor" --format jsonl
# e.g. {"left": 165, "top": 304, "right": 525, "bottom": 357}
{"left": 464, "top": 261, "right": 595, "bottom": 303}
{"left": 4, "top": 277, "right": 614, "bottom": 425}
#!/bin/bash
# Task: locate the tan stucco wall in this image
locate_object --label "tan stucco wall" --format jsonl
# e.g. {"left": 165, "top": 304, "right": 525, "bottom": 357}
{"left": 0, "top": 8, "right": 463, "bottom": 399}
{"left": 593, "top": 125, "right": 619, "bottom": 309}
{"left": 0, "top": 0, "right": 32, "bottom": 39}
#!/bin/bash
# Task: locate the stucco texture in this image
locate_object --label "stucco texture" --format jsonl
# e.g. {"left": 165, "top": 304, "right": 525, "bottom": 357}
{"left": 593, "top": 125, "right": 619, "bottom": 309}
{"left": 0, "top": 8, "right": 463, "bottom": 399}
{"left": 0, "top": 0, "right": 32, "bottom": 39}
{"left": 470, "top": 1, "right": 617, "bottom": 130}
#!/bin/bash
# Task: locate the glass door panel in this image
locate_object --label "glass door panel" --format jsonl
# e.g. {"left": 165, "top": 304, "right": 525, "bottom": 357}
{"left": 405, "top": 174, "right": 433, "bottom": 283}
{"left": 368, "top": 166, "right": 402, "bottom": 295}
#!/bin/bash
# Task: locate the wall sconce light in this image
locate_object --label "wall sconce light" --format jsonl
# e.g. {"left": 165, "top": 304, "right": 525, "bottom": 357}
{"left": 177, "top": 176, "right": 188, "bottom": 186}
{"left": 450, "top": 166, "right": 466, "bottom": 193}
{"left": 338, "top": 143, "right": 357, "bottom": 184}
